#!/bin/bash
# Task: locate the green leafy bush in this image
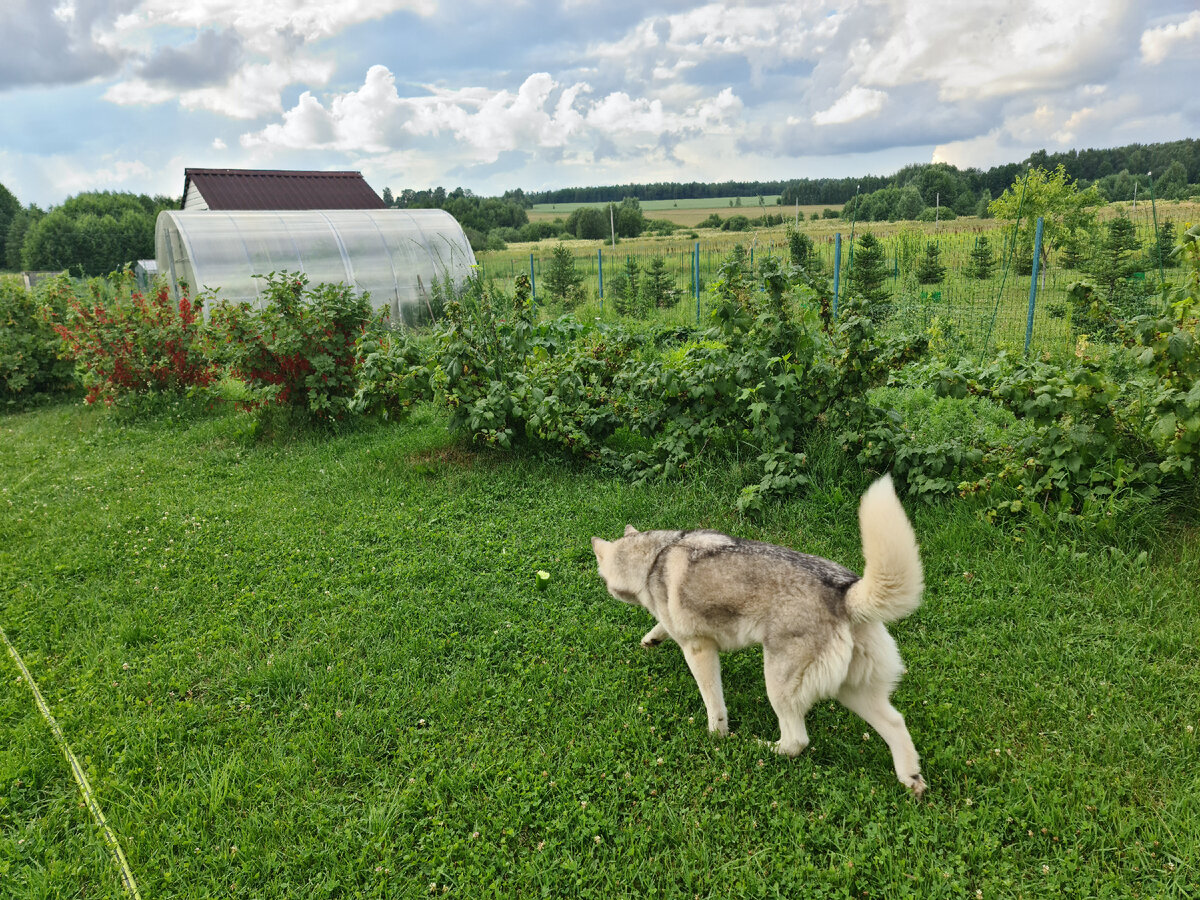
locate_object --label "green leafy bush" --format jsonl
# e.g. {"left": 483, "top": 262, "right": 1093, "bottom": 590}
{"left": 205, "top": 272, "right": 373, "bottom": 425}
{"left": 51, "top": 273, "right": 213, "bottom": 406}
{"left": 0, "top": 273, "right": 75, "bottom": 401}
{"left": 432, "top": 251, "right": 926, "bottom": 516}
{"left": 349, "top": 321, "right": 434, "bottom": 421}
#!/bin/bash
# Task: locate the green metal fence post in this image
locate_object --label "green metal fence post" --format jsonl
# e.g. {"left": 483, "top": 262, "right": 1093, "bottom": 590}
{"left": 1024, "top": 216, "right": 1044, "bottom": 354}
{"left": 1148, "top": 171, "right": 1166, "bottom": 287}
{"left": 833, "top": 233, "right": 842, "bottom": 320}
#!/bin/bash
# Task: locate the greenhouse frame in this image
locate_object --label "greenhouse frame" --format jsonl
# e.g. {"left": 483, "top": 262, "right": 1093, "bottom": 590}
{"left": 154, "top": 208, "right": 477, "bottom": 324}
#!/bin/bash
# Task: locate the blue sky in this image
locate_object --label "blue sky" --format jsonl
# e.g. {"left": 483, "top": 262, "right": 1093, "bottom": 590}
{"left": 1, "top": 0, "right": 1198, "bottom": 208}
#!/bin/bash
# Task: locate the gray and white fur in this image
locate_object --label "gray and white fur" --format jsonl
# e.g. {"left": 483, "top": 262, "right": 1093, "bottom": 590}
{"left": 591, "top": 475, "right": 926, "bottom": 796}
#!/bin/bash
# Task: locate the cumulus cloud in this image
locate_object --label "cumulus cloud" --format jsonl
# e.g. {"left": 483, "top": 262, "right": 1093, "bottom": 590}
{"left": 137, "top": 27, "right": 244, "bottom": 88}
{"left": 849, "top": 0, "right": 1135, "bottom": 102}
{"left": 89, "top": 1, "right": 436, "bottom": 119}
{"left": 114, "top": 0, "right": 435, "bottom": 51}
{"left": 0, "top": 0, "right": 133, "bottom": 89}
{"left": 1140, "top": 10, "right": 1200, "bottom": 64}
{"left": 106, "top": 55, "right": 335, "bottom": 118}
{"left": 811, "top": 86, "right": 887, "bottom": 126}
{"left": 240, "top": 66, "right": 743, "bottom": 164}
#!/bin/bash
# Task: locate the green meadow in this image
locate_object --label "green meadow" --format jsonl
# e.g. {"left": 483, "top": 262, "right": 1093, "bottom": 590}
{"left": 2, "top": 399, "right": 1198, "bottom": 898}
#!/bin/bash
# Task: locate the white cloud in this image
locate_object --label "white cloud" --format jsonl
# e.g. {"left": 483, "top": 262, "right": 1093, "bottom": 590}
{"left": 240, "top": 66, "right": 742, "bottom": 164}
{"left": 811, "top": 86, "right": 887, "bottom": 126}
{"left": 1, "top": 150, "right": 155, "bottom": 203}
{"left": 95, "top": 1, "right": 430, "bottom": 120}
{"left": 115, "top": 0, "right": 435, "bottom": 52}
{"left": 1141, "top": 10, "right": 1200, "bottom": 64}
{"left": 4, "top": 0, "right": 1198, "bottom": 208}
{"left": 52, "top": 1, "right": 76, "bottom": 24}
{"left": 854, "top": 0, "right": 1134, "bottom": 102}
{"left": 591, "top": 2, "right": 834, "bottom": 71}
{"left": 106, "top": 57, "right": 335, "bottom": 119}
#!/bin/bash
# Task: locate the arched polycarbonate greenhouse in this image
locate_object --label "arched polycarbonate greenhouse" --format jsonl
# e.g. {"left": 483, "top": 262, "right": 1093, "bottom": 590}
{"left": 154, "top": 209, "right": 476, "bottom": 323}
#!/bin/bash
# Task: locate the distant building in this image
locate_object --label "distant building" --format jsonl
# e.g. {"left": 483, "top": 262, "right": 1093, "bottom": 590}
{"left": 180, "top": 168, "right": 386, "bottom": 211}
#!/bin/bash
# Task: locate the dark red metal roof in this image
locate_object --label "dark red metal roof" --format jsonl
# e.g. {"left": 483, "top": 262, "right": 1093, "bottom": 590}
{"left": 182, "top": 168, "right": 385, "bottom": 210}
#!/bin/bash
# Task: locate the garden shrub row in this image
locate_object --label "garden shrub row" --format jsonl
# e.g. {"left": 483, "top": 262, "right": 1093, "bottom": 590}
{"left": 0, "top": 273, "right": 76, "bottom": 401}
{"left": 6, "top": 227, "right": 1200, "bottom": 523}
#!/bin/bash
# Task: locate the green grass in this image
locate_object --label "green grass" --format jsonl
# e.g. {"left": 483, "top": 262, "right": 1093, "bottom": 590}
{"left": 2, "top": 401, "right": 1199, "bottom": 897}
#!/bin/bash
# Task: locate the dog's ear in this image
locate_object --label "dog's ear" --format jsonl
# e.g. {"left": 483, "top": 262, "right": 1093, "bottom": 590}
{"left": 591, "top": 537, "right": 611, "bottom": 563}
{"left": 624, "top": 524, "right": 639, "bottom": 536}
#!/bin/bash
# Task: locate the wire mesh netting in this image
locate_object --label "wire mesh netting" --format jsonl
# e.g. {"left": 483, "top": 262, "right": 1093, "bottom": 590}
{"left": 477, "top": 198, "right": 1194, "bottom": 357}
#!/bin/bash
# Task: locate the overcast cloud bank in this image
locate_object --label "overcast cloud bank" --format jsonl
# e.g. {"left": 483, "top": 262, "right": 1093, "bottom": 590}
{"left": 0, "top": 0, "right": 1197, "bottom": 206}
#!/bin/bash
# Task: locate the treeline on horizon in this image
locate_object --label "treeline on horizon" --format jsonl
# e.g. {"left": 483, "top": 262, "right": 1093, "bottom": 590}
{"left": 515, "top": 138, "right": 1200, "bottom": 207}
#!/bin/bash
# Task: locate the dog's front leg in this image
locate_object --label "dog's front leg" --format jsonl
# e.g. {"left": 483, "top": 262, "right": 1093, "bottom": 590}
{"left": 680, "top": 638, "right": 728, "bottom": 736}
{"left": 641, "top": 621, "right": 671, "bottom": 649}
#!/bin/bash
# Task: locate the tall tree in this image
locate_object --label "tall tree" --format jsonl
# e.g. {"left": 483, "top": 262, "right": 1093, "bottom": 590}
{"left": 19, "top": 191, "right": 175, "bottom": 276}
{"left": 1154, "top": 161, "right": 1188, "bottom": 200}
{"left": 989, "top": 165, "right": 1100, "bottom": 275}
{"left": 0, "top": 181, "right": 18, "bottom": 264}
{"left": 895, "top": 185, "right": 925, "bottom": 221}
{"left": 4, "top": 205, "right": 42, "bottom": 270}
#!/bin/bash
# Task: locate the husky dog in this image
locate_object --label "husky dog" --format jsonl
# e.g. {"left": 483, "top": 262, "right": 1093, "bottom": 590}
{"left": 591, "top": 475, "right": 926, "bottom": 796}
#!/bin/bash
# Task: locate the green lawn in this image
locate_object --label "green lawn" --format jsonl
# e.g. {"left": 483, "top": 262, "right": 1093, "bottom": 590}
{"left": 1, "top": 401, "right": 1198, "bottom": 897}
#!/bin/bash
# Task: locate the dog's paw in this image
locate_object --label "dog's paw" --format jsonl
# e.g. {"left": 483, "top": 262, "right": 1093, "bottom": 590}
{"left": 769, "top": 738, "right": 808, "bottom": 758}
{"left": 640, "top": 636, "right": 664, "bottom": 649}
{"left": 906, "top": 773, "right": 927, "bottom": 798}
{"left": 707, "top": 717, "right": 729, "bottom": 737}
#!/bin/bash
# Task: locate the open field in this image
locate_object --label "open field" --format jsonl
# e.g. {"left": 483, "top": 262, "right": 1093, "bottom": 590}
{"left": 526, "top": 196, "right": 1200, "bottom": 230}
{"left": 2, "top": 400, "right": 1199, "bottom": 897}
{"left": 528, "top": 196, "right": 795, "bottom": 227}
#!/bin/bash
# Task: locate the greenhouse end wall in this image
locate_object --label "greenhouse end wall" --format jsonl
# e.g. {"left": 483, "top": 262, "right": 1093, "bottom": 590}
{"left": 154, "top": 209, "right": 477, "bottom": 324}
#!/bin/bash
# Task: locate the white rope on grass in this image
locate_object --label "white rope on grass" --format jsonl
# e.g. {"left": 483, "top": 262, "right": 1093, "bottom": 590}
{"left": 1, "top": 623, "right": 143, "bottom": 900}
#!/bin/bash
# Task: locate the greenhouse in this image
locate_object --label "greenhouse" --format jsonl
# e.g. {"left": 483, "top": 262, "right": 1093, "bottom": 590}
{"left": 154, "top": 208, "right": 476, "bottom": 324}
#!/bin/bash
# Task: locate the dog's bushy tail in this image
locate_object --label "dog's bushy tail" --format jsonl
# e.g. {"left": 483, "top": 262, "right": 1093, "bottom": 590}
{"left": 845, "top": 475, "right": 923, "bottom": 624}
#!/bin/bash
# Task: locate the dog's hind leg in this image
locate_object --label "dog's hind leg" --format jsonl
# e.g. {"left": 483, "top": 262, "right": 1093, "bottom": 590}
{"left": 679, "top": 638, "right": 728, "bottom": 735}
{"left": 763, "top": 648, "right": 811, "bottom": 756}
{"left": 641, "top": 621, "right": 671, "bottom": 649}
{"left": 764, "top": 629, "right": 853, "bottom": 757}
{"left": 837, "top": 680, "right": 925, "bottom": 797}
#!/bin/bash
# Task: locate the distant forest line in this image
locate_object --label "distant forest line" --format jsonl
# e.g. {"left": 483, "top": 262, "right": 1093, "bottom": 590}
{"left": 510, "top": 139, "right": 1200, "bottom": 207}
